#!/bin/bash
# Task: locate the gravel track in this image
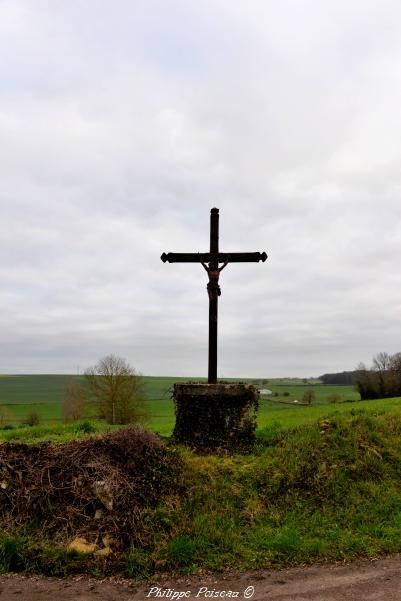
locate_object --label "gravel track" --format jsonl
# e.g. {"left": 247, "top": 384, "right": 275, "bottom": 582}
{"left": 1, "top": 556, "right": 401, "bottom": 601}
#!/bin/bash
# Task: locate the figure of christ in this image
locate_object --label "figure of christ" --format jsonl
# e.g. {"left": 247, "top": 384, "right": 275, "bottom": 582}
{"left": 200, "top": 258, "right": 228, "bottom": 301}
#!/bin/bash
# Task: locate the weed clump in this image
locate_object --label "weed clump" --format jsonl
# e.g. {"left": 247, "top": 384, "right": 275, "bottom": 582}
{"left": 165, "top": 535, "right": 197, "bottom": 567}
{"left": 74, "top": 420, "right": 96, "bottom": 434}
{"left": 0, "top": 535, "right": 26, "bottom": 572}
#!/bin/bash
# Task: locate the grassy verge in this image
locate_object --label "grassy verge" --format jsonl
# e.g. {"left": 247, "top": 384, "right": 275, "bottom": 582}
{"left": 1, "top": 409, "right": 401, "bottom": 577}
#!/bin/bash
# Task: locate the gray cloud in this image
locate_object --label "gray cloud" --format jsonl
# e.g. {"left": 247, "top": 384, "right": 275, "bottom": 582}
{"left": 1, "top": 0, "right": 401, "bottom": 377}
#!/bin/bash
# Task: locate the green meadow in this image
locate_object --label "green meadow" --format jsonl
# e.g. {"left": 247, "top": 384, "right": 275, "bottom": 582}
{"left": 0, "top": 374, "right": 359, "bottom": 433}
{"left": 0, "top": 374, "right": 400, "bottom": 440}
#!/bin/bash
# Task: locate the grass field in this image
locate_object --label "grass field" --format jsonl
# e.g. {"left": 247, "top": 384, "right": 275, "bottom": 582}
{"left": 0, "top": 375, "right": 361, "bottom": 435}
{"left": 0, "top": 374, "right": 400, "bottom": 441}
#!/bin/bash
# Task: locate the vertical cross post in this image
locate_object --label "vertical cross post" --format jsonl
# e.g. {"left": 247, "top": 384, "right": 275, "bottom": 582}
{"left": 208, "top": 208, "right": 219, "bottom": 384}
{"left": 161, "top": 208, "right": 267, "bottom": 384}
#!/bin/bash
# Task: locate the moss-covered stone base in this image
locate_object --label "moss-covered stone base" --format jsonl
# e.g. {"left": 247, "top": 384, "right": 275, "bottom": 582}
{"left": 172, "top": 382, "right": 259, "bottom": 450}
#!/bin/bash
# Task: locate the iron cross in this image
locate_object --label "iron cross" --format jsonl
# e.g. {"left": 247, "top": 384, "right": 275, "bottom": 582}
{"left": 161, "top": 208, "right": 267, "bottom": 384}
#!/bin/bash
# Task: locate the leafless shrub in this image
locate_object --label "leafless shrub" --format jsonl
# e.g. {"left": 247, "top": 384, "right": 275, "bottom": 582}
{"left": 302, "top": 389, "right": 315, "bottom": 405}
{"left": 22, "top": 411, "right": 40, "bottom": 427}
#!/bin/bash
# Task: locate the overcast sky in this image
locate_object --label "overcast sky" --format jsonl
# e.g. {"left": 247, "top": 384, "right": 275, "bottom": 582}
{"left": 1, "top": 0, "right": 401, "bottom": 378}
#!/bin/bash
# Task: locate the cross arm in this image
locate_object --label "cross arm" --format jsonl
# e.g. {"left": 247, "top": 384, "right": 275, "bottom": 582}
{"left": 161, "top": 252, "right": 208, "bottom": 263}
{"left": 220, "top": 252, "right": 268, "bottom": 263}
{"left": 160, "top": 251, "right": 267, "bottom": 263}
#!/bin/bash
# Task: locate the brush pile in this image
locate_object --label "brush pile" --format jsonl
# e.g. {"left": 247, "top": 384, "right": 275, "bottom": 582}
{"left": 0, "top": 427, "right": 180, "bottom": 546}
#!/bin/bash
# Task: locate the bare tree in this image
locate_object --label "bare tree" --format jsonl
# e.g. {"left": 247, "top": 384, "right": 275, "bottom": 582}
{"left": 302, "top": 389, "right": 315, "bottom": 405}
{"left": 61, "top": 377, "right": 85, "bottom": 423}
{"left": 372, "top": 352, "right": 391, "bottom": 397}
{"left": 0, "top": 405, "right": 14, "bottom": 428}
{"left": 355, "top": 353, "right": 401, "bottom": 400}
{"left": 354, "top": 362, "right": 379, "bottom": 400}
{"left": 372, "top": 352, "right": 391, "bottom": 372}
{"left": 388, "top": 352, "right": 401, "bottom": 396}
{"left": 84, "top": 355, "right": 146, "bottom": 425}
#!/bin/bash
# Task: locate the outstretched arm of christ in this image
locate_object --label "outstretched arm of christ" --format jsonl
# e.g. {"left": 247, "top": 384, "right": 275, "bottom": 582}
{"left": 199, "top": 258, "right": 228, "bottom": 273}
{"left": 200, "top": 259, "right": 209, "bottom": 273}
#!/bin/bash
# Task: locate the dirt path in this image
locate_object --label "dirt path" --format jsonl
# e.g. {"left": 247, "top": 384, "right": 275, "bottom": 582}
{"left": 0, "top": 556, "right": 400, "bottom": 601}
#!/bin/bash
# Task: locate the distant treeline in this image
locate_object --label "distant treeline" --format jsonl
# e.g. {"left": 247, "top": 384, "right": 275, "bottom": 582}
{"left": 318, "top": 371, "right": 356, "bottom": 385}
{"left": 353, "top": 352, "right": 401, "bottom": 400}
{"left": 319, "top": 354, "right": 401, "bottom": 400}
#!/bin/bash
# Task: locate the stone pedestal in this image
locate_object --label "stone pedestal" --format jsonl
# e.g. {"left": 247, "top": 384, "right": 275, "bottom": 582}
{"left": 172, "top": 382, "right": 259, "bottom": 450}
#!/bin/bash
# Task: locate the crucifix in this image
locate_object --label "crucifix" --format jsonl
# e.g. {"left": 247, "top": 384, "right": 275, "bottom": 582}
{"left": 161, "top": 208, "right": 267, "bottom": 384}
